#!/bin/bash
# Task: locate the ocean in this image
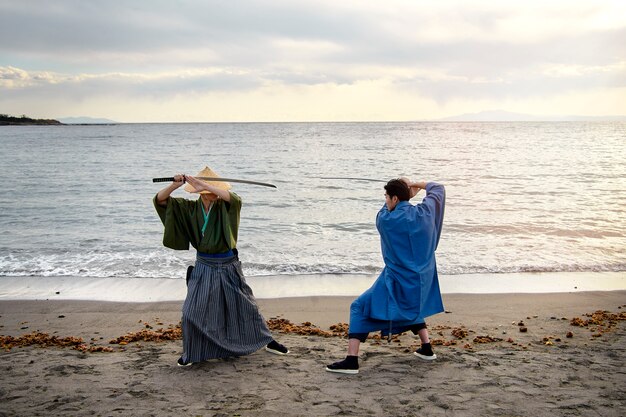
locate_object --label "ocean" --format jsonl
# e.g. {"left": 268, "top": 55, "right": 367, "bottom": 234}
{"left": 0, "top": 122, "right": 625, "bottom": 298}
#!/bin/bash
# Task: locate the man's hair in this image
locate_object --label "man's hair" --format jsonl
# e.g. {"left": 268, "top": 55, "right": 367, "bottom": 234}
{"left": 384, "top": 179, "right": 410, "bottom": 202}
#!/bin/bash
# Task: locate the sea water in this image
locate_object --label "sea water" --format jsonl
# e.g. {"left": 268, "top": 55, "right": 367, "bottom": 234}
{"left": 0, "top": 122, "right": 624, "bottom": 297}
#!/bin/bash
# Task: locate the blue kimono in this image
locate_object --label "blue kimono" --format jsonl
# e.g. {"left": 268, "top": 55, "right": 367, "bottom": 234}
{"left": 349, "top": 182, "right": 446, "bottom": 336}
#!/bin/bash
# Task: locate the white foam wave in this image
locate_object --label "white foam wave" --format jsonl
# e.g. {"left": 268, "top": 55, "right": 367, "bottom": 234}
{"left": 0, "top": 251, "right": 624, "bottom": 278}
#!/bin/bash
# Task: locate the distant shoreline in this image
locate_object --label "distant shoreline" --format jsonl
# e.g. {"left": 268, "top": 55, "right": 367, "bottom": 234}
{"left": 3, "top": 117, "right": 626, "bottom": 125}
{"left": 0, "top": 114, "right": 62, "bottom": 126}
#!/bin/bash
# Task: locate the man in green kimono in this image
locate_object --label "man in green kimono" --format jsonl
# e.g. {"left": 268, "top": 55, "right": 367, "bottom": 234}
{"left": 154, "top": 167, "right": 288, "bottom": 366}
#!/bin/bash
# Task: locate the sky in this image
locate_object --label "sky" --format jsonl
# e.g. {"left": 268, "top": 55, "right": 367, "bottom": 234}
{"left": 1, "top": 0, "right": 625, "bottom": 122}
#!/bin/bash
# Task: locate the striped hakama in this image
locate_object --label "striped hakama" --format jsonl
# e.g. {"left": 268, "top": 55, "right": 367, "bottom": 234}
{"left": 180, "top": 253, "right": 273, "bottom": 363}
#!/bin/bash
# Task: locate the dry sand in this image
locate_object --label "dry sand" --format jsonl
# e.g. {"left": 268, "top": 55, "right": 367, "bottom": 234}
{"left": 1, "top": 291, "right": 625, "bottom": 416}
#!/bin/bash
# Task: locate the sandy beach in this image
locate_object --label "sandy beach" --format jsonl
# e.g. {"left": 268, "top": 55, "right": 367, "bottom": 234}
{"left": 1, "top": 291, "right": 625, "bottom": 416}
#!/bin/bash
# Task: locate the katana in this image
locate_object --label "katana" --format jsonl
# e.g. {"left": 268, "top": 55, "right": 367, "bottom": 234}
{"left": 317, "top": 176, "right": 388, "bottom": 183}
{"left": 152, "top": 177, "right": 277, "bottom": 188}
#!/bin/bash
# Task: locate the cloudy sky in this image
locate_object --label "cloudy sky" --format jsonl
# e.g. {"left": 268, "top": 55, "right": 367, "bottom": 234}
{"left": 1, "top": 0, "right": 625, "bottom": 122}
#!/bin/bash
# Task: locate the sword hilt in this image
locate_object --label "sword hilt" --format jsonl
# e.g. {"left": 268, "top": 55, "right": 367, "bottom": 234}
{"left": 152, "top": 177, "right": 184, "bottom": 183}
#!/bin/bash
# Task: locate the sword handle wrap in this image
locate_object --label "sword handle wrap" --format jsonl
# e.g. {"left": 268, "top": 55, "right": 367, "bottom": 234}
{"left": 152, "top": 177, "right": 184, "bottom": 183}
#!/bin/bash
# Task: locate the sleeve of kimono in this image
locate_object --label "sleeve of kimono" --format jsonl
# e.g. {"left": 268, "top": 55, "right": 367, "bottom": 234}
{"left": 220, "top": 191, "right": 242, "bottom": 249}
{"left": 421, "top": 182, "right": 446, "bottom": 248}
{"left": 152, "top": 194, "right": 195, "bottom": 250}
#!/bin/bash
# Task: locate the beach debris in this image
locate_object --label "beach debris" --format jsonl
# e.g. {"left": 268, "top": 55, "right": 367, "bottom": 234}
{"left": 266, "top": 318, "right": 349, "bottom": 338}
{"left": 472, "top": 335, "right": 503, "bottom": 344}
{"left": 432, "top": 338, "right": 457, "bottom": 347}
{"left": 109, "top": 323, "right": 182, "bottom": 344}
{"left": 75, "top": 344, "right": 114, "bottom": 353}
{"left": 1, "top": 332, "right": 118, "bottom": 353}
{"left": 569, "top": 310, "right": 626, "bottom": 334}
{"left": 329, "top": 323, "right": 349, "bottom": 335}
{"left": 1, "top": 332, "right": 83, "bottom": 351}
{"left": 451, "top": 328, "right": 468, "bottom": 339}
{"left": 58, "top": 315, "right": 65, "bottom": 318}
{"left": 431, "top": 324, "right": 453, "bottom": 331}
{"left": 517, "top": 321, "right": 525, "bottom": 326}
{"left": 519, "top": 327, "right": 528, "bottom": 333}
{"left": 566, "top": 331, "right": 574, "bottom": 338}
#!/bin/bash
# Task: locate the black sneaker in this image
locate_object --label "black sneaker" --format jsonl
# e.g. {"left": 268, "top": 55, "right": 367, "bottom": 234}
{"left": 325, "top": 356, "right": 359, "bottom": 374}
{"left": 265, "top": 340, "right": 289, "bottom": 355}
{"left": 177, "top": 357, "right": 193, "bottom": 367}
{"left": 413, "top": 344, "right": 437, "bottom": 361}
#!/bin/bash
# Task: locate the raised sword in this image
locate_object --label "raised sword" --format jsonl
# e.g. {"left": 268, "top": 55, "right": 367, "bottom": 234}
{"left": 316, "top": 176, "right": 388, "bottom": 183}
{"left": 152, "top": 177, "right": 277, "bottom": 188}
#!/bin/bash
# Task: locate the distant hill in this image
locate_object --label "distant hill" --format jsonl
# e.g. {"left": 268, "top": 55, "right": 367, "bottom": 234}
{"left": 0, "top": 114, "right": 62, "bottom": 125}
{"left": 58, "top": 116, "right": 118, "bottom": 124}
{"left": 439, "top": 110, "right": 626, "bottom": 122}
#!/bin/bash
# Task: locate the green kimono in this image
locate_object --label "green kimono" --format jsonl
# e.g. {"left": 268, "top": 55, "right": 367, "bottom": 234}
{"left": 153, "top": 192, "right": 241, "bottom": 253}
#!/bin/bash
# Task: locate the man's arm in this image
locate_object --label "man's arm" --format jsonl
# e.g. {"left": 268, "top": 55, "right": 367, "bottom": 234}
{"left": 184, "top": 175, "right": 232, "bottom": 202}
{"left": 400, "top": 177, "right": 427, "bottom": 199}
{"left": 156, "top": 174, "right": 185, "bottom": 207}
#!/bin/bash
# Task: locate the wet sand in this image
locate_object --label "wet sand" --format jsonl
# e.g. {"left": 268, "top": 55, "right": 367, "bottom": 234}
{"left": 1, "top": 291, "right": 625, "bottom": 416}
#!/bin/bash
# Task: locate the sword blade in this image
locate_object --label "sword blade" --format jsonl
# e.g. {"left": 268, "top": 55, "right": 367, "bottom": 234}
{"left": 196, "top": 177, "right": 277, "bottom": 188}
{"left": 317, "top": 176, "right": 388, "bottom": 183}
{"left": 152, "top": 177, "right": 277, "bottom": 188}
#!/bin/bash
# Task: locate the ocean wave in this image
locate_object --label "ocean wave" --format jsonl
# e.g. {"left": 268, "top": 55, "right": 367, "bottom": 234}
{"left": 0, "top": 251, "right": 624, "bottom": 278}
{"left": 446, "top": 224, "right": 624, "bottom": 239}
{"left": 442, "top": 263, "right": 626, "bottom": 275}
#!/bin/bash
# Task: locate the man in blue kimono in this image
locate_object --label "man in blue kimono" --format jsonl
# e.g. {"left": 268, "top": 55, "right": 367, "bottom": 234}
{"left": 326, "top": 178, "right": 445, "bottom": 374}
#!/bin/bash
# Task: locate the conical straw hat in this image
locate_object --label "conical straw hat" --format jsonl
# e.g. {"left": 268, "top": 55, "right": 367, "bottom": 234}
{"left": 184, "top": 166, "right": 232, "bottom": 194}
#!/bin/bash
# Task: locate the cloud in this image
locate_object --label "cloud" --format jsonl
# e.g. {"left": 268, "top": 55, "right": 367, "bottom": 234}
{"left": 0, "top": 66, "right": 265, "bottom": 101}
{"left": 0, "top": 0, "right": 625, "bottom": 120}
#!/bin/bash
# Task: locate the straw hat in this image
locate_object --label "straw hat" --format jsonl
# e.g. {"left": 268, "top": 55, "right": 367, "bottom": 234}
{"left": 184, "top": 166, "right": 232, "bottom": 194}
